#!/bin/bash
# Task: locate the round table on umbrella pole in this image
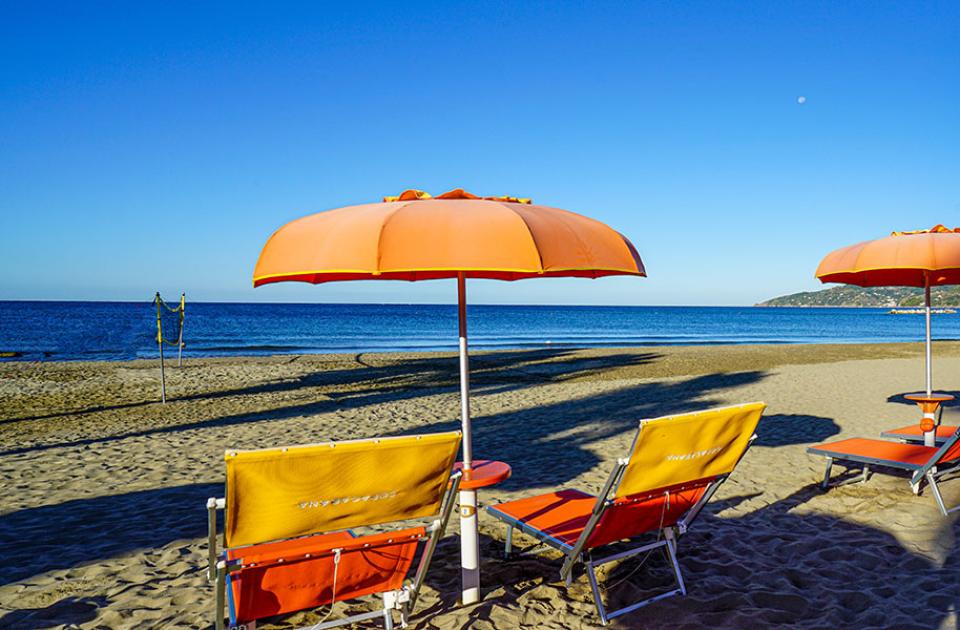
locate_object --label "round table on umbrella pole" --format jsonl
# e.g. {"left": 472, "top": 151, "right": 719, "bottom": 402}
{"left": 904, "top": 393, "right": 954, "bottom": 447}
{"left": 452, "top": 459, "right": 512, "bottom": 604}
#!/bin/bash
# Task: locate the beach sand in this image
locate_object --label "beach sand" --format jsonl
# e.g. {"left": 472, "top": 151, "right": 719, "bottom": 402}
{"left": 1, "top": 342, "right": 959, "bottom": 629}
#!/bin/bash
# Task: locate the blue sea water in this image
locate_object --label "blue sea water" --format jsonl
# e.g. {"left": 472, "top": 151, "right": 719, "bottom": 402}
{"left": 1, "top": 301, "right": 959, "bottom": 362}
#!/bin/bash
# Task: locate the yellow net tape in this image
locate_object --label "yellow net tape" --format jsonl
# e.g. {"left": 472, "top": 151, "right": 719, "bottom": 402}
{"left": 154, "top": 293, "right": 185, "bottom": 346}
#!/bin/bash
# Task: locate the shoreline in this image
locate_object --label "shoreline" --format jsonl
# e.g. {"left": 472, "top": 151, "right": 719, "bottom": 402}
{"left": 6, "top": 337, "right": 960, "bottom": 366}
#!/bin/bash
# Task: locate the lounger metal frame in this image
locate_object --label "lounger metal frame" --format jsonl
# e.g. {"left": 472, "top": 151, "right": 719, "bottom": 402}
{"left": 206, "top": 471, "right": 462, "bottom": 630}
{"left": 879, "top": 429, "right": 953, "bottom": 444}
{"left": 812, "top": 429, "right": 960, "bottom": 516}
{"left": 488, "top": 434, "right": 757, "bottom": 625}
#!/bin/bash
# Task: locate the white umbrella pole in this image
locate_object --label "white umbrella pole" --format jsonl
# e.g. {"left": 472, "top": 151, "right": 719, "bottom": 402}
{"left": 923, "top": 276, "right": 936, "bottom": 447}
{"left": 457, "top": 272, "right": 480, "bottom": 605}
{"left": 925, "top": 278, "right": 932, "bottom": 397}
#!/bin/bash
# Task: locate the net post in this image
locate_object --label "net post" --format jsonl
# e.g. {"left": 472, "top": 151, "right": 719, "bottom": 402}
{"left": 155, "top": 292, "right": 166, "bottom": 404}
{"left": 177, "top": 293, "right": 185, "bottom": 368}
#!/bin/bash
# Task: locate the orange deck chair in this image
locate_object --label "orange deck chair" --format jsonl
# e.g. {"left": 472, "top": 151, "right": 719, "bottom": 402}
{"left": 486, "top": 403, "right": 765, "bottom": 625}
{"left": 205, "top": 432, "right": 462, "bottom": 630}
{"left": 808, "top": 428, "right": 960, "bottom": 516}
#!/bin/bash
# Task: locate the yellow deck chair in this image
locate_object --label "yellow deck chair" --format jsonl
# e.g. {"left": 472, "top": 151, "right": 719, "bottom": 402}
{"left": 486, "top": 403, "right": 765, "bottom": 625}
{"left": 205, "top": 432, "right": 462, "bottom": 630}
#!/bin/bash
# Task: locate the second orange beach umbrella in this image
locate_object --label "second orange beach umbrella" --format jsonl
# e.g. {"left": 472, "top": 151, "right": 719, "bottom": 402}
{"left": 816, "top": 224, "right": 960, "bottom": 397}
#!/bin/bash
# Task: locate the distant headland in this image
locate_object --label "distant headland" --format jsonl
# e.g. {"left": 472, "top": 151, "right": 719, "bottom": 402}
{"left": 757, "top": 285, "right": 960, "bottom": 307}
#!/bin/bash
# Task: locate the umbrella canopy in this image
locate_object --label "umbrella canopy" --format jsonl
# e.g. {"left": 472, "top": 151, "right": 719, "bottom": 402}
{"left": 816, "top": 224, "right": 960, "bottom": 287}
{"left": 253, "top": 188, "right": 645, "bottom": 605}
{"left": 816, "top": 225, "right": 960, "bottom": 445}
{"left": 253, "top": 188, "right": 644, "bottom": 286}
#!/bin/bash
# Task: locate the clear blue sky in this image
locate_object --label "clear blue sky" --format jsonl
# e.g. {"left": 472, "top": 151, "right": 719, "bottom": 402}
{"left": 2, "top": 1, "right": 957, "bottom": 305}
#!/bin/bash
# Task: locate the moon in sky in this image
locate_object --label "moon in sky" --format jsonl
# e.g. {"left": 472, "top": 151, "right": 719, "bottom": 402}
{"left": 797, "top": 96, "right": 807, "bottom": 104}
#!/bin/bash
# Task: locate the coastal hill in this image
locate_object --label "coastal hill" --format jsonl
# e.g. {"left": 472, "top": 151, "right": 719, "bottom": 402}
{"left": 758, "top": 285, "right": 960, "bottom": 307}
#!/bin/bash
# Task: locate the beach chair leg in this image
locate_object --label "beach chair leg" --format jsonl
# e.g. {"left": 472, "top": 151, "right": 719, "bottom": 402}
{"left": 383, "top": 606, "right": 395, "bottom": 630}
{"left": 504, "top": 525, "right": 514, "bottom": 558}
{"left": 584, "top": 558, "right": 609, "bottom": 625}
{"left": 215, "top": 562, "right": 226, "bottom": 630}
{"left": 821, "top": 457, "right": 833, "bottom": 489}
{"left": 926, "top": 471, "right": 958, "bottom": 516}
{"left": 564, "top": 553, "right": 580, "bottom": 586}
{"left": 583, "top": 538, "right": 687, "bottom": 624}
{"left": 664, "top": 528, "right": 686, "bottom": 596}
{"left": 861, "top": 465, "right": 870, "bottom": 484}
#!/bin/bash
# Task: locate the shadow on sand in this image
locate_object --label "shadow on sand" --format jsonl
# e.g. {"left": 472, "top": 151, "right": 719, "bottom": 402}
{"left": 0, "top": 365, "right": 763, "bottom": 592}
{"left": 10, "top": 352, "right": 926, "bottom": 627}
{"left": 1, "top": 349, "right": 660, "bottom": 425}
{"left": 417, "top": 485, "right": 959, "bottom": 629}
{"left": 0, "top": 349, "right": 660, "bottom": 456}
{"left": 0, "top": 483, "right": 220, "bottom": 588}
{"left": 0, "top": 597, "right": 107, "bottom": 629}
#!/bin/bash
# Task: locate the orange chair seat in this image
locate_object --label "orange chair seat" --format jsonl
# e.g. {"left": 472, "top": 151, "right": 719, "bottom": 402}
{"left": 488, "top": 484, "right": 710, "bottom": 551}
{"left": 808, "top": 438, "right": 941, "bottom": 469}
{"left": 226, "top": 527, "right": 425, "bottom": 624}
{"left": 488, "top": 489, "right": 596, "bottom": 548}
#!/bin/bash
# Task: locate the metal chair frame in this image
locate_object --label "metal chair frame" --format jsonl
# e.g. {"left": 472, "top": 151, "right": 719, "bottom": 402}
{"left": 490, "top": 433, "right": 757, "bottom": 625}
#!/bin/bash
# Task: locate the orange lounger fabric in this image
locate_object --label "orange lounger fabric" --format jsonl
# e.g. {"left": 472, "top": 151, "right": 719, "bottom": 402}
{"left": 488, "top": 483, "right": 710, "bottom": 551}
{"left": 226, "top": 527, "right": 424, "bottom": 624}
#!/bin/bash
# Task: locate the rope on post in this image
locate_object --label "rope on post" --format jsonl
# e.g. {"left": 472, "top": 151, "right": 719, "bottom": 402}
{"left": 154, "top": 292, "right": 186, "bottom": 404}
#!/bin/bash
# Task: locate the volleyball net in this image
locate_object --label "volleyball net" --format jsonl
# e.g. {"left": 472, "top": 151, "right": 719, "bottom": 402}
{"left": 154, "top": 292, "right": 185, "bottom": 403}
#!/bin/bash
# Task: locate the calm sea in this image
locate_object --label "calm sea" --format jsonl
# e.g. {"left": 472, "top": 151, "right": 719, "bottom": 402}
{"left": 1, "top": 301, "right": 959, "bottom": 362}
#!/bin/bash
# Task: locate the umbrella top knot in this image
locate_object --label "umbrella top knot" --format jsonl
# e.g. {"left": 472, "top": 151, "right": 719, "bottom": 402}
{"left": 382, "top": 188, "right": 532, "bottom": 204}
{"left": 892, "top": 224, "right": 960, "bottom": 236}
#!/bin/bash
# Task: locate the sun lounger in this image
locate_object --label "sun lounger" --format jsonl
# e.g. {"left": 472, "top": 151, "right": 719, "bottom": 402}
{"left": 808, "top": 428, "right": 960, "bottom": 515}
{"left": 486, "top": 402, "right": 765, "bottom": 625}
{"left": 880, "top": 424, "right": 957, "bottom": 444}
{"left": 205, "top": 432, "right": 462, "bottom": 630}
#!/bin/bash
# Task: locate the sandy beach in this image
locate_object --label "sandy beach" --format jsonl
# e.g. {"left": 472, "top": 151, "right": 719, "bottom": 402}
{"left": 2, "top": 342, "right": 959, "bottom": 629}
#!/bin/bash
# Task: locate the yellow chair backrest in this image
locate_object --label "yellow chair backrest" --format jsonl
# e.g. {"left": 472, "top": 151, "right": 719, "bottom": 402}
{"left": 613, "top": 403, "right": 765, "bottom": 499}
{"left": 224, "top": 431, "right": 461, "bottom": 548}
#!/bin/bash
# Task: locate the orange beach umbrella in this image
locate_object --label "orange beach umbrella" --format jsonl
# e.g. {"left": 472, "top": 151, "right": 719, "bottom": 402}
{"left": 254, "top": 188, "right": 644, "bottom": 604}
{"left": 254, "top": 188, "right": 644, "bottom": 285}
{"left": 816, "top": 224, "right": 960, "bottom": 400}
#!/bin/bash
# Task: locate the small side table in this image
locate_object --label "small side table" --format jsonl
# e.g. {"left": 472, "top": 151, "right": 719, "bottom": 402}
{"left": 451, "top": 459, "right": 511, "bottom": 605}
{"left": 904, "top": 393, "right": 955, "bottom": 447}
{"left": 453, "top": 459, "right": 512, "bottom": 490}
